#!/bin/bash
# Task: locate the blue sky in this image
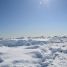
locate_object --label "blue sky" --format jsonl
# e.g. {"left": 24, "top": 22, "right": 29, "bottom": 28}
{"left": 0, "top": 0, "right": 67, "bottom": 37}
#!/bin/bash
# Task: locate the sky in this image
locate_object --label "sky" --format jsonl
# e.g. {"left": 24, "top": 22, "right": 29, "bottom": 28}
{"left": 0, "top": 0, "right": 67, "bottom": 38}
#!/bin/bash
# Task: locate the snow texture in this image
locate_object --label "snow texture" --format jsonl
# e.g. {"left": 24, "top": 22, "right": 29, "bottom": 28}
{"left": 0, "top": 36, "right": 67, "bottom": 67}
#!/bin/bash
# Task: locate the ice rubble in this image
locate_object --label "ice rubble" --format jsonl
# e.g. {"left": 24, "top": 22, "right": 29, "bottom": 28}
{"left": 0, "top": 36, "right": 67, "bottom": 67}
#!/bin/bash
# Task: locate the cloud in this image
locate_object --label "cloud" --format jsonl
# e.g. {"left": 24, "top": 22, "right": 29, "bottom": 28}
{"left": 39, "top": 0, "right": 49, "bottom": 7}
{"left": 40, "top": 1, "right": 42, "bottom": 5}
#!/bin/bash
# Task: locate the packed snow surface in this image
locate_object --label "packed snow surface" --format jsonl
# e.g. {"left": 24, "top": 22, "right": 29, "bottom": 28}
{"left": 0, "top": 36, "right": 67, "bottom": 67}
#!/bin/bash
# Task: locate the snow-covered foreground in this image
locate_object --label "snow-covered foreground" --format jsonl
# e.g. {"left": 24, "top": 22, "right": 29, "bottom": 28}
{"left": 0, "top": 36, "right": 67, "bottom": 67}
